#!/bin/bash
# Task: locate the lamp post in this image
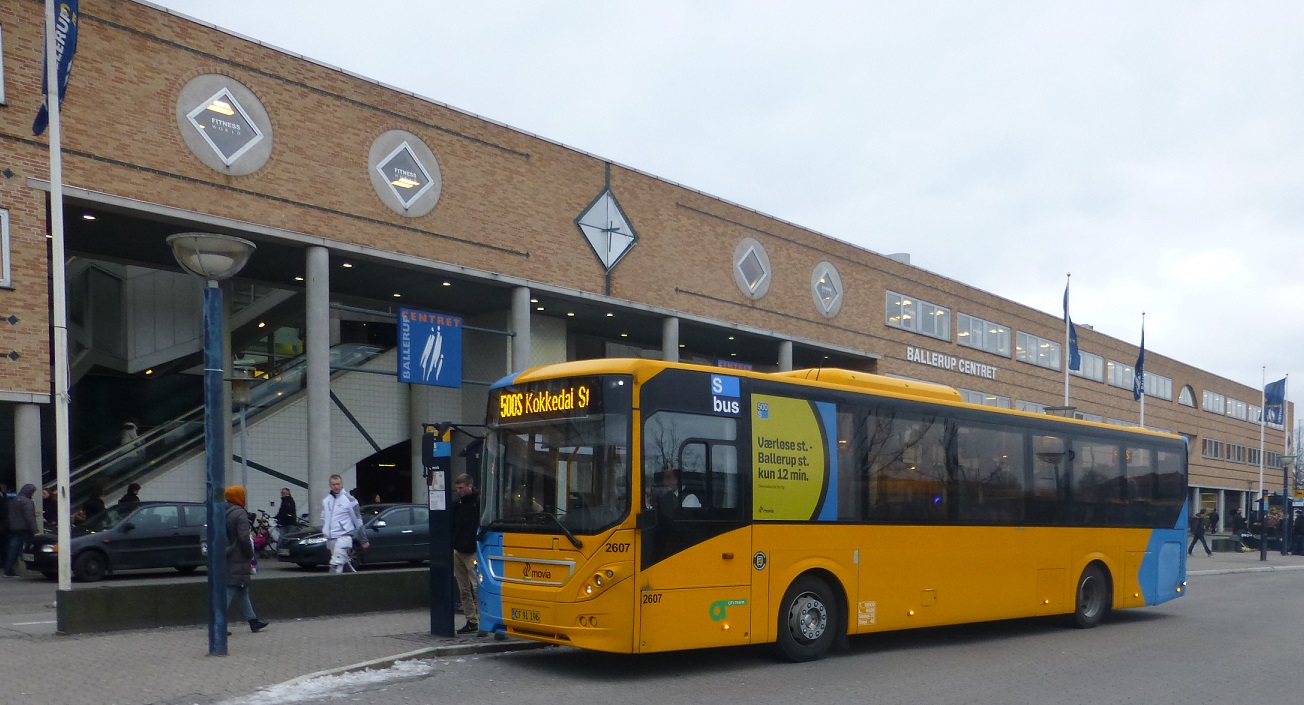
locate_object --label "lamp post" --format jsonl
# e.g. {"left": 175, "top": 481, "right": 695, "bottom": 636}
{"left": 166, "top": 232, "right": 255, "bottom": 656}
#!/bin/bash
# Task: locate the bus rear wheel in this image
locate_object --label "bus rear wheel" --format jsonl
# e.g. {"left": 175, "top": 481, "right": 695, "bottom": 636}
{"left": 775, "top": 575, "right": 837, "bottom": 662}
{"left": 1070, "top": 564, "right": 1111, "bottom": 629}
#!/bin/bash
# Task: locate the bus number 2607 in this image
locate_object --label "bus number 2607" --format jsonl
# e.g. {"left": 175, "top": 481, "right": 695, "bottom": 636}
{"left": 642, "top": 593, "right": 663, "bottom": 604}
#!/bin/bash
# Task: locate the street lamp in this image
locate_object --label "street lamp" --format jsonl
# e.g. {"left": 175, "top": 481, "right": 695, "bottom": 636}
{"left": 166, "top": 232, "right": 255, "bottom": 657}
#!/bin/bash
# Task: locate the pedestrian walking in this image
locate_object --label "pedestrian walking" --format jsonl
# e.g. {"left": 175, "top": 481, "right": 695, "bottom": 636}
{"left": 224, "top": 485, "right": 269, "bottom": 634}
{"left": 117, "top": 483, "right": 141, "bottom": 505}
{"left": 452, "top": 474, "right": 481, "bottom": 635}
{"left": 1189, "top": 509, "right": 1212, "bottom": 556}
{"left": 321, "top": 474, "right": 369, "bottom": 573}
{"left": 1208, "top": 509, "right": 1220, "bottom": 534}
{"left": 4, "top": 484, "right": 38, "bottom": 577}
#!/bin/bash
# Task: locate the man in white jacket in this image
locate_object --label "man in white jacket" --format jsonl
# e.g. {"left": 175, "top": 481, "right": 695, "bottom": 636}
{"left": 321, "top": 475, "right": 369, "bottom": 573}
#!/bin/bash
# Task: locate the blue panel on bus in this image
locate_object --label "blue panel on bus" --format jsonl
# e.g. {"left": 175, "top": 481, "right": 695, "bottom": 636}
{"left": 477, "top": 531, "right": 506, "bottom": 635}
{"left": 816, "top": 401, "right": 838, "bottom": 521}
{"left": 488, "top": 372, "right": 522, "bottom": 391}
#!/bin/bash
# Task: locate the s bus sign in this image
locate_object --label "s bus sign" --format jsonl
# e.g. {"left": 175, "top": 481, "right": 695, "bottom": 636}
{"left": 398, "top": 308, "right": 462, "bottom": 387}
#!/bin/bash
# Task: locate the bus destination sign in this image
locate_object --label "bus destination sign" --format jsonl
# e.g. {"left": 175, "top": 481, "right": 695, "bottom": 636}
{"left": 496, "top": 379, "right": 598, "bottom": 423}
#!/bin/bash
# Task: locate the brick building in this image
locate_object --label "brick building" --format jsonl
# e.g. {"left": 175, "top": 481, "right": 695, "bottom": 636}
{"left": 0, "top": 0, "right": 1290, "bottom": 525}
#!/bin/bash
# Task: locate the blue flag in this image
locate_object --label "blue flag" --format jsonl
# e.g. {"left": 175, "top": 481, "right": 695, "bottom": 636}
{"left": 1264, "top": 377, "right": 1287, "bottom": 425}
{"left": 1063, "top": 283, "right": 1081, "bottom": 372}
{"left": 33, "top": 1, "right": 81, "bottom": 136}
{"left": 1132, "top": 326, "right": 1145, "bottom": 401}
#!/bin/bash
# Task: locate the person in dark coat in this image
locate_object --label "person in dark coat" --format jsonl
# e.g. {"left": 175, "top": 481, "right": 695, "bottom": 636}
{"left": 273, "top": 487, "right": 298, "bottom": 540}
{"left": 4, "top": 484, "right": 39, "bottom": 577}
{"left": 1188, "top": 509, "right": 1212, "bottom": 556}
{"left": 452, "top": 474, "right": 480, "bottom": 634}
{"left": 117, "top": 483, "right": 141, "bottom": 505}
{"left": 224, "top": 485, "right": 269, "bottom": 634}
{"left": 81, "top": 486, "right": 106, "bottom": 522}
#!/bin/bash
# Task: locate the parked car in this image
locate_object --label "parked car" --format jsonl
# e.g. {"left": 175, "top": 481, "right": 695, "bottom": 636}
{"left": 277, "top": 503, "right": 430, "bottom": 569}
{"left": 23, "top": 501, "right": 208, "bottom": 582}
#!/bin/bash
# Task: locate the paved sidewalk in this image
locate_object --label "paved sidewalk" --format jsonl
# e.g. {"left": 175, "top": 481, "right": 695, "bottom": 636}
{"left": 0, "top": 608, "right": 537, "bottom": 705}
{"left": 1, "top": 548, "right": 1301, "bottom": 705}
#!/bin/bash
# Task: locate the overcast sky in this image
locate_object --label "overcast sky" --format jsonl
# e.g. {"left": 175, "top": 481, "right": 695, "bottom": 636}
{"left": 146, "top": 0, "right": 1304, "bottom": 420}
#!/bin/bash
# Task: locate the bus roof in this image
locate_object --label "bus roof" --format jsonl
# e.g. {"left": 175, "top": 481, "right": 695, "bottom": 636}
{"left": 497, "top": 358, "right": 1182, "bottom": 441}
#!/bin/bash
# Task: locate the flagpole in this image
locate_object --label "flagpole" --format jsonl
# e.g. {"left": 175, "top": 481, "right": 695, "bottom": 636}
{"left": 1063, "top": 273, "right": 1071, "bottom": 407}
{"left": 44, "top": 0, "right": 74, "bottom": 592}
{"left": 1259, "top": 367, "right": 1266, "bottom": 504}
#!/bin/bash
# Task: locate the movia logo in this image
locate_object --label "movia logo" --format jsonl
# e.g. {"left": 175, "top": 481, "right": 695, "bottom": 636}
{"left": 711, "top": 374, "right": 740, "bottom": 415}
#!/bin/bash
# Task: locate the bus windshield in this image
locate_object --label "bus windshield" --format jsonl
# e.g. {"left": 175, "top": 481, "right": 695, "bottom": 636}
{"left": 482, "top": 376, "right": 631, "bottom": 535}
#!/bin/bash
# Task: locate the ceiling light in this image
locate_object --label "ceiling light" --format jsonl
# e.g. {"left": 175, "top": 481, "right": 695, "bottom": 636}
{"left": 606, "top": 312, "right": 614, "bottom": 317}
{"left": 144, "top": 369, "right": 153, "bottom": 375}
{"left": 620, "top": 333, "right": 628, "bottom": 338}
{"left": 257, "top": 322, "right": 266, "bottom": 328}
{"left": 393, "top": 293, "right": 402, "bottom": 298}
{"left": 679, "top": 344, "right": 685, "bottom": 348}
{"left": 530, "top": 299, "right": 538, "bottom": 303}
{"left": 442, "top": 281, "right": 451, "bottom": 287}
{"left": 206, "top": 99, "right": 236, "bottom": 116}
{"left": 294, "top": 276, "right": 304, "bottom": 282}
{"left": 567, "top": 312, "right": 575, "bottom": 317}
{"left": 342, "top": 262, "right": 353, "bottom": 268}
{"left": 536, "top": 306, "right": 545, "bottom": 311}
{"left": 81, "top": 213, "right": 97, "bottom": 221}
{"left": 728, "top": 336, "right": 735, "bottom": 341}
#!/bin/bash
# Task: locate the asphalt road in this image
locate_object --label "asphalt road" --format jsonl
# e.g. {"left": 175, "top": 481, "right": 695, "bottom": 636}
{"left": 227, "top": 568, "right": 1304, "bottom": 705}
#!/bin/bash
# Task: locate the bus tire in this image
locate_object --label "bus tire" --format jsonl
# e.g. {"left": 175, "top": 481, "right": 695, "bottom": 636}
{"left": 1070, "top": 563, "right": 1111, "bottom": 629}
{"left": 775, "top": 575, "right": 838, "bottom": 662}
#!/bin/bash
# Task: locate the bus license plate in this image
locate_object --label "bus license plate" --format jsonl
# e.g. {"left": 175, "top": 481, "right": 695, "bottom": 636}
{"left": 511, "top": 608, "right": 541, "bottom": 623}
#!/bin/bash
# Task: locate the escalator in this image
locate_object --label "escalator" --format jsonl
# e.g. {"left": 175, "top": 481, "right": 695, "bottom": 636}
{"left": 55, "top": 343, "right": 391, "bottom": 506}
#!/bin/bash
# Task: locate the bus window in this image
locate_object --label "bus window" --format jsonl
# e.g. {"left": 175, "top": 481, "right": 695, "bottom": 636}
{"left": 954, "top": 422, "right": 1025, "bottom": 524}
{"left": 1071, "top": 439, "right": 1124, "bottom": 525}
{"left": 864, "top": 410, "right": 947, "bottom": 523}
{"left": 1030, "top": 434, "right": 1069, "bottom": 523}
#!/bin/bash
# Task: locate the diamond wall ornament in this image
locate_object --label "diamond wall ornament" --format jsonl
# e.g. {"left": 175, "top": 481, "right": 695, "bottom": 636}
{"left": 811, "top": 262, "right": 844, "bottom": 317}
{"left": 376, "top": 142, "right": 436, "bottom": 209}
{"left": 576, "top": 188, "right": 637, "bottom": 271}
{"left": 185, "top": 88, "right": 265, "bottom": 166}
{"left": 732, "top": 237, "right": 771, "bottom": 300}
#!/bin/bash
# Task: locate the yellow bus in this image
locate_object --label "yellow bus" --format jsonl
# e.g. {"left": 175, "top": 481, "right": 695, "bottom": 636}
{"left": 476, "top": 358, "right": 1188, "bottom": 661}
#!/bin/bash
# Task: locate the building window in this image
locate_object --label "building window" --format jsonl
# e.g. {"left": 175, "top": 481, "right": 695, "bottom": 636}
{"left": 1202, "top": 390, "right": 1225, "bottom": 414}
{"left": 1069, "top": 350, "right": 1104, "bottom": 382}
{"left": 0, "top": 209, "right": 10, "bottom": 288}
{"left": 1201, "top": 438, "right": 1225, "bottom": 460}
{"left": 1016, "top": 400, "right": 1047, "bottom": 414}
{"left": 1145, "top": 372, "right": 1173, "bottom": 401}
{"left": 1107, "top": 418, "right": 1139, "bottom": 427}
{"left": 1249, "top": 404, "right": 1262, "bottom": 423}
{"left": 1225, "top": 398, "right": 1247, "bottom": 421}
{"left": 1, "top": 24, "right": 7, "bottom": 106}
{"left": 958, "top": 388, "right": 1010, "bottom": 408}
{"left": 1106, "top": 360, "right": 1136, "bottom": 390}
{"left": 885, "top": 291, "right": 951, "bottom": 341}
{"left": 1015, "top": 332, "right": 1061, "bottom": 370}
{"left": 1178, "top": 385, "right": 1196, "bottom": 407}
{"left": 956, "top": 313, "right": 1010, "bottom": 356}
{"left": 1074, "top": 412, "right": 1104, "bottom": 423}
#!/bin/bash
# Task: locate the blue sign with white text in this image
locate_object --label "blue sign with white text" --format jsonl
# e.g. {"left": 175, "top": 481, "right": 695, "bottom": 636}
{"left": 398, "top": 308, "right": 462, "bottom": 387}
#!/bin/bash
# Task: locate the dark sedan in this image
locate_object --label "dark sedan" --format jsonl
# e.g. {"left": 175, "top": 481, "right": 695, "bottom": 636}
{"left": 23, "top": 501, "right": 207, "bottom": 582}
{"left": 277, "top": 503, "right": 431, "bottom": 569}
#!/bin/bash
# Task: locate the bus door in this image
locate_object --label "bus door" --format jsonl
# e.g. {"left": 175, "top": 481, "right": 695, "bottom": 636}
{"left": 638, "top": 409, "right": 751, "bottom": 652}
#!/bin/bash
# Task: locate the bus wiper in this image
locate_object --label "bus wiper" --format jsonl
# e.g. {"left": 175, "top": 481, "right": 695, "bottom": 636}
{"left": 525, "top": 511, "right": 583, "bottom": 548}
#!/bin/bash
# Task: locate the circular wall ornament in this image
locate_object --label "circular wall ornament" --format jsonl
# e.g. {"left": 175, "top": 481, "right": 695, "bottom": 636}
{"left": 368, "top": 130, "right": 443, "bottom": 217}
{"left": 176, "top": 75, "right": 273, "bottom": 175}
{"left": 811, "top": 261, "right": 844, "bottom": 318}
{"left": 733, "top": 237, "right": 771, "bottom": 300}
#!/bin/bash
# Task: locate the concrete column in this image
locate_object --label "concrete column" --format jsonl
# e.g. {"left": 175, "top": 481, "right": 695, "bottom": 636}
{"left": 510, "top": 286, "right": 531, "bottom": 374}
{"left": 662, "top": 317, "right": 679, "bottom": 363}
{"left": 778, "top": 340, "right": 794, "bottom": 372}
{"left": 409, "top": 383, "right": 431, "bottom": 503}
{"left": 222, "top": 281, "right": 235, "bottom": 490}
{"left": 14, "top": 404, "right": 43, "bottom": 526}
{"left": 306, "top": 246, "right": 331, "bottom": 512}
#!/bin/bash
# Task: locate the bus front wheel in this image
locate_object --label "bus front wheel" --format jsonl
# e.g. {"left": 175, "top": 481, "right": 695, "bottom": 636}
{"left": 1070, "top": 564, "right": 1111, "bottom": 629}
{"left": 775, "top": 575, "right": 837, "bottom": 662}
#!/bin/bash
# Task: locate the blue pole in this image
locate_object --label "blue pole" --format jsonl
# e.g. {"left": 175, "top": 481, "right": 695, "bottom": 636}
{"left": 204, "top": 282, "right": 228, "bottom": 655}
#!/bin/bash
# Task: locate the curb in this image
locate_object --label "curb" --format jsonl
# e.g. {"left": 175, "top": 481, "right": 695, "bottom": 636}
{"left": 1189, "top": 564, "right": 1304, "bottom": 577}
{"left": 279, "top": 637, "right": 548, "bottom": 686}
